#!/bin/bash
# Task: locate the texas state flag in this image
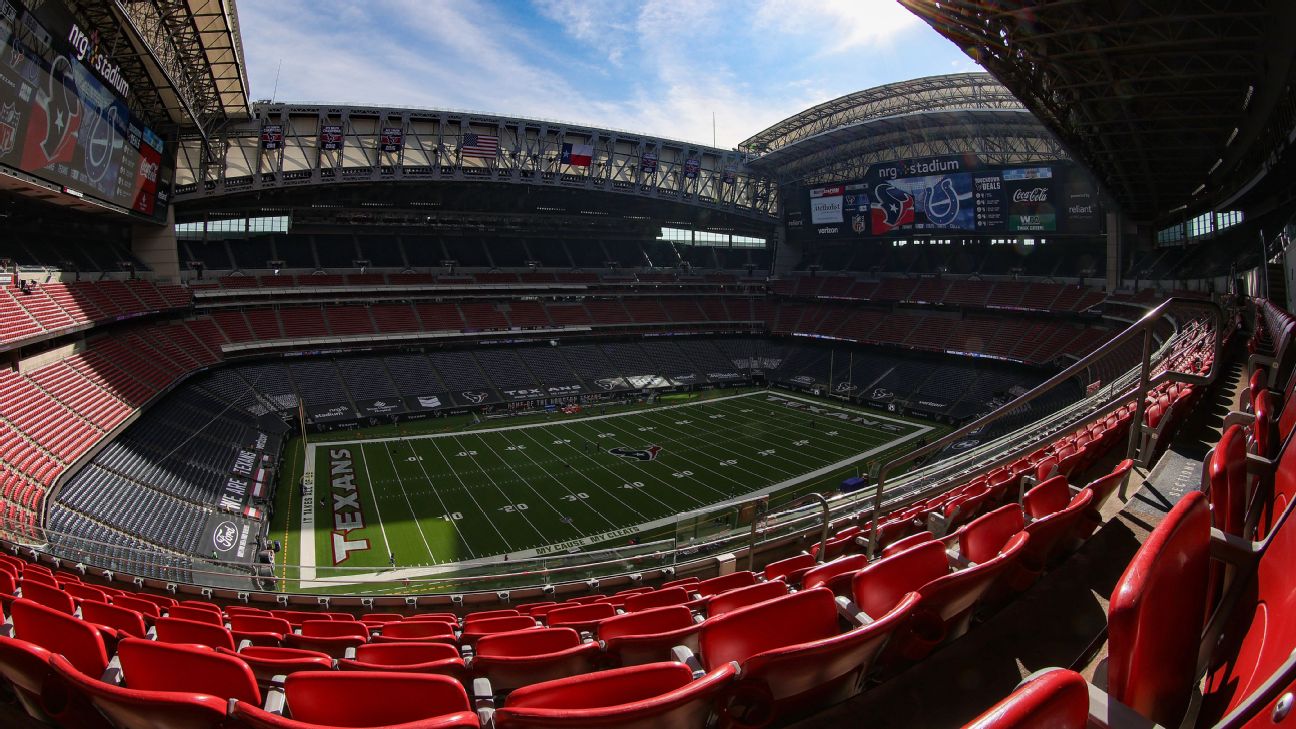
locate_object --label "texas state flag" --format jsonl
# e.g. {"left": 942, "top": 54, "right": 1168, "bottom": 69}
{"left": 561, "top": 142, "right": 593, "bottom": 167}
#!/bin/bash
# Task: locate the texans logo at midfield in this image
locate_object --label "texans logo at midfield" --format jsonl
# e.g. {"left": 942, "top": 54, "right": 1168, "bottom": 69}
{"left": 609, "top": 445, "right": 663, "bottom": 461}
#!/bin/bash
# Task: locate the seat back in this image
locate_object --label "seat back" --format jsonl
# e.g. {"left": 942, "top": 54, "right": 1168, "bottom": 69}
{"left": 168, "top": 605, "right": 225, "bottom": 625}
{"left": 545, "top": 602, "right": 616, "bottom": 629}
{"left": 11, "top": 598, "right": 109, "bottom": 677}
{"left": 493, "top": 661, "right": 737, "bottom": 729}
{"left": 959, "top": 505, "right": 1026, "bottom": 564}
{"left": 1022, "top": 475, "right": 1071, "bottom": 519}
{"left": 1082, "top": 459, "right": 1133, "bottom": 516}
{"left": 230, "top": 614, "right": 293, "bottom": 635}
{"left": 851, "top": 540, "right": 950, "bottom": 620}
{"left": 705, "top": 580, "right": 788, "bottom": 616}
{"left": 1021, "top": 490, "right": 1094, "bottom": 574}
{"left": 624, "top": 586, "right": 688, "bottom": 612}
{"left": 799, "top": 554, "right": 869, "bottom": 595}
{"left": 215, "top": 646, "right": 333, "bottom": 684}
{"left": 233, "top": 671, "right": 478, "bottom": 728}
{"left": 916, "top": 532, "right": 1030, "bottom": 644}
{"left": 19, "top": 579, "right": 75, "bottom": 615}
{"left": 1207, "top": 425, "right": 1250, "bottom": 537}
{"left": 352, "top": 641, "right": 460, "bottom": 666}
{"left": 962, "top": 669, "right": 1090, "bottom": 729}
{"left": 1107, "top": 490, "right": 1211, "bottom": 727}
{"left": 154, "top": 617, "right": 237, "bottom": 651}
{"left": 377, "top": 620, "right": 457, "bottom": 642}
{"left": 597, "top": 605, "right": 695, "bottom": 642}
{"left": 50, "top": 653, "right": 232, "bottom": 729}
{"left": 113, "top": 594, "right": 163, "bottom": 618}
{"left": 462, "top": 608, "right": 520, "bottom": 625}
{"left": 697, "top": 588, "right": 840, "bottom": 670}
{"left": 475, "top": 627, "right": 581, "bottom": 658}
{"left": 117, "top": 638, "right": 261, "bottom": 703}
{"left": 460, "top": 615, "right": 537, "bottom": 646}
{"left": 80, "top": 601, "right": 149, "bottom": 639}
{"left": 693, "top": 570, "right": 757, "bottom": 597}
{"left": 301, "top": 619, "right": 369, "bottom": 638}
{"left": 63, "top": 583, "right": 109, "bottom": 605}
{"left": 762, "top": 553, "right": 815, "bottom": 583}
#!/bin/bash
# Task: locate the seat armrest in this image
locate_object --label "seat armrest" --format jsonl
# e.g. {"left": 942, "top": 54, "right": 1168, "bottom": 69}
{"left": 1209, "top": 527, "right": 1261, "bottom": 566}
{"left": 1085, "top": 681, "right": 1166, "bottom": 728}
{"left": 834, "top": 595, "right": 873, "bottom": 627}
{"left": 671, "top": 645, "right": 705, "bottom": 678}
{"left": 261, "top": 684, "right": 287, "bottom": 715}
{"left": 472, "top": 677, "right": 495, "bottom": 709}
{"left": 237, "top": 638, "right": 252, "bottom": 652}
{"left": 477, "top": 707, "right": 496, "bottom": 729}
{"left": 343, "top": 645, "right": 357, "bottom": 660}
{"left": 1222, "top": 411, "right": 1255, "bottom": 430}
{"left": 100, "top": 655, "right": 123, "bottom": 684}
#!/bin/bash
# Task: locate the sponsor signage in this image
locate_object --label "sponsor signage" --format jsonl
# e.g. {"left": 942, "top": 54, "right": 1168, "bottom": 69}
{"left": 402, "top": 393, "right": 451, "bottom": 412}
{"left": 0, "top": 0, "right": 169, "bottom": 218}
{"left": 306, "top": 402, "right": 358, "bottom": 423}
{"left": 357, "top": 398, "right": 405, "bottom": 417}
{"left": 201, "top": 513, "right": 256, "bottom": 563}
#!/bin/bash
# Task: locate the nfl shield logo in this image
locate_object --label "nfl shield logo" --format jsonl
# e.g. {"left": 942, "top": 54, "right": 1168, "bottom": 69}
{"left": 851, "top": 213, "right": 867, "bottom": 234}
{"left": 0, "top": 103, "right": 17, "bottom": 156}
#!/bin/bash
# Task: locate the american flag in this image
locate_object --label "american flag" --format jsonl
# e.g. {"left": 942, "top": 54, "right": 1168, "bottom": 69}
{"left": 461, "top": 133, "right": 499, "bottom": 158}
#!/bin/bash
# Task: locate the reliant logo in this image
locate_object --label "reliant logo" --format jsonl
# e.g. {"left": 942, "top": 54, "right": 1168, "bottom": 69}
{"left": 1012, "top": 188, "right": 1049, "bottom": 203}
{"left": 1069, "top": 204, "right": 1094, "bottom": 215}
{"left": 609, "top": 445, "right": 663, "bottom": 462}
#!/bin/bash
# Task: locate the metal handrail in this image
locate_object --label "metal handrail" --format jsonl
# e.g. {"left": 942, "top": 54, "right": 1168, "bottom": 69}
{"left": 865, "top": 297, "right": 1224, "bottom": 559}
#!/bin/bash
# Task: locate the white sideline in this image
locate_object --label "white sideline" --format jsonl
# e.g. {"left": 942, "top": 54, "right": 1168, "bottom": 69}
{"left": 296, "top": 389, "right": 933, "bottom": 588}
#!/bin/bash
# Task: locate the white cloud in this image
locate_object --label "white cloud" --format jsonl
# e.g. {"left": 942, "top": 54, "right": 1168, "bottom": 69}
{"left": 754, "top": 0, "right": 923, "bottom": 55}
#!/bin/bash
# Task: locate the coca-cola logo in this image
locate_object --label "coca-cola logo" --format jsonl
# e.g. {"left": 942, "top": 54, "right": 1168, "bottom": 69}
{"left": 1012, "top": 187, "right": 1049, "bottom": 203}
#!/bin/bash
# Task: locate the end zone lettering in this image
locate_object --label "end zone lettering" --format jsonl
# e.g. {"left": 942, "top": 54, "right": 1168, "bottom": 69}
{"left": 328, "top": 448, "right": 370, "bottom": 565}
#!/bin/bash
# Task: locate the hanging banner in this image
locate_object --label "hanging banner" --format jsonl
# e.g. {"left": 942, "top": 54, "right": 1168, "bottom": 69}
{"left": 379, "top": 127, "right": 403, "bottom": 153}
{"left": 319, "top": 124, "right": 344, "bottom": 151}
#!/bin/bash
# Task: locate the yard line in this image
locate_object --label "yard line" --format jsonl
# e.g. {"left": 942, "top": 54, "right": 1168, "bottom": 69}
{"left": 355, "top": 445, "right": 393, "bottom": 559}
{"left": 472, "top": 431, "right": 591, "bottom": 537}
{"left": 373, "top": 442, "right": 437, "bottom": 565}
{"left": 501, "top": 427, "right": 629, "bottom": 529}
{"left": 707, "top": 397, "right": 898, "bottom": 456}
{"left": 447, "top": 434, "right": 551, "bottom": 547}
{"left": 425, "top": 437, "right": 512, "bottom": 553}
{"left": 512, "top": 425, "right": 660, "bottom": 521}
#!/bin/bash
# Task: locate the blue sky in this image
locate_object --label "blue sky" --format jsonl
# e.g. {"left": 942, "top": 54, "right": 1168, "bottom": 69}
{"left": 237, "top": 0, "right": 982, "bottom": 148}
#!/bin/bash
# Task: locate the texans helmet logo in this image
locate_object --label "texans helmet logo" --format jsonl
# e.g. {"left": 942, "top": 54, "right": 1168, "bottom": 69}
{"left": 462, "top": 391, "right": 486, "bottom": 404}
{"left": 609, "top": 445, "right": 663, "bottom": 461}
{"left": 870, "top": 182, "right": 915, "bottom": 233}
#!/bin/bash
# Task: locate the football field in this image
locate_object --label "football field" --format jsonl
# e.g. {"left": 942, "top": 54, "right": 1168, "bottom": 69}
{"left": 275, "top": 389, "right": 939, "bottom": 589}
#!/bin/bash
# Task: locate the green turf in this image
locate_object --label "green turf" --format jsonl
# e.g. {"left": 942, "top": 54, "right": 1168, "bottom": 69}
{"left": 274, "top": 389, "right": 945, "bottom": 592}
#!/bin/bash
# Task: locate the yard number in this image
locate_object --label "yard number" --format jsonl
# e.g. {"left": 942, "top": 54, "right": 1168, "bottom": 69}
{"left": 499, "top": 503, "right": 529, "bottom": 513}
{"left": 621, "top": 481, "right": 646, "bottom": 490}
{"left": 561, "top": 493, "right": 590, "bottom": 502}
{"left": 442, "top": 512, "right": 463, "bottom": 521}
{"left": 671, "top": 470, "right": 694, "bottom": 478}
{"left": 456, "top": 450, "right": 479, "bottom": 457}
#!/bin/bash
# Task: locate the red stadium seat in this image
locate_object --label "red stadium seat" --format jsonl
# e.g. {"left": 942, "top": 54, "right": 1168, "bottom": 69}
{"left": 154, "top": 616, "right": 237, "bottom": 651}
{"left": 691, "top": 571, "right": 758, "bottom": 599}
{"left": 957, "top": 505, "right": 1025, "bottom": 564}
{"left": 961, "top": 669, "right": 1090, "bottom": 729}
{"left": 473, "top": 627, "right": 600, "bottom": 692}
{"left": 1107, "top": 490, "right": 1211, "bottom": 726}
{"left": 623, "top": 586, "right": 689, "bottom": 612}
{"left": 694, "top": 587, "right": 917, "bottom": 727}
{"left": 459, "top": 615, "right": 539, "bottom": 648}
{"left": 762, "top": 553, "right": 815, "bottom": 584}
{"left": 168, "top": 604, "right": 226, "bottom": 625}
{"left": 704, "top": 580, "right": 788, "bottom": 617}
{"left": 1022, "top": 475, "right": 1072, "bottom": 519}
{"left": 63, "top": 582, "right": 110, "bottom": 605}
{"left": 337, "top": 641, "right": 467, "bottom": 681}
{"left": 880, "top": 530, "right": 935, "bottom": 558}
{"left": 300, "top": 619, "right": 370, "bottom": 638}
{"left": 373, "top": 619, "right": 458, "bottom": 644}
{"left": 799, "top": 554, "right": 868, "bottom": 595}
{"left": 408, "top": 612, "right": 460, "bottom": 623}
{"left": 360, "top": 612, "right": 405, "bottom": 625}
{"left": 1014, "top": 489, "right": 1095, "bottom": 588}
{"left": 0, "top": 598, "right": 112, "bottom": 726}
{"left": 113, "top": 594, "right": 164, "bottom": 619}
{"left": 19, "top": 578, "right": 75, "bottom": 614}
{"left": 216, "top": 646, "right": 334, "bottom": 685}
{"left": 544, "top": 601, "right": 617, "bottom": 632}
{"left": 1076, "top": 459, "right": 1133, "bottom": 538}
{"left": 230, "top": 671, "right": 480, "bottom": 728}
{"left": 492, "top": 661, "right": 738, "bottom": 729}
{"left": 463, "top": 608, "right": 521, "bottom": 624}
{"left": 598, "top": 605, "right": 703, "bottom": 667}
{"left": 80, "top": 600, "right": 149, "bottom": 639}
{"left": 231, "top": 614, "right": 294, "bottom": 647}
{"left": 1206, "top": 424, "right": 1250, "bottom": 537}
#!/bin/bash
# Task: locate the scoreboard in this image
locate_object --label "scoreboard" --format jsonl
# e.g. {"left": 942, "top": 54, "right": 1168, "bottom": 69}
{"left": 794, "top": 155, "right": 1101, "bottom": 240}
{"left": 0, "top": 0, "right": 169, "bottom": 219}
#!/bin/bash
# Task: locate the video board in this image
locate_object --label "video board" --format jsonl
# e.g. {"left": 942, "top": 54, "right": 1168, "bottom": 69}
{"left": 798, "top": 155, "right": 1101, "bottom": 240}
{"left": 0, "top": 0, "right": 169, "bottom": 218}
